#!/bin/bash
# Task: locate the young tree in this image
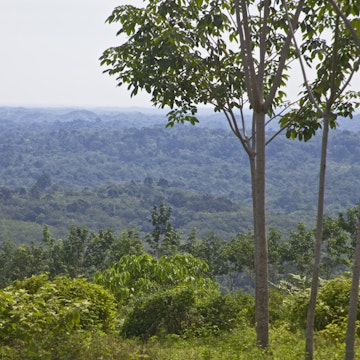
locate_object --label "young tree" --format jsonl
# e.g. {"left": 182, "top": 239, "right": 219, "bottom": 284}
{"left": 282, "top": 223, "right": 315, "bottom": 278}
{"left": 222, "top": 231, "right": 254, "bottom": 289}
{"left": 185, "top": 231, "right": 228, "bottom": 276}
{"left": 282, "top": 3, "right": 359, "bottom": 356}
{"left": 146, "top": 202, "right": 181, "bottom": 257}
{"left": 101, "top": 0, "right": 305, "bottom": 346}
{"left": 322, "top": 215, "right": 352, "bottom": 279}
{"left": 0, "top": 239, "right": 48, "bottom": 287}
{"left": 345, "top": 203, "right": 360, "bottom": 360}
{"left": 62, "top": 225, "right": 89, "bottom": 277}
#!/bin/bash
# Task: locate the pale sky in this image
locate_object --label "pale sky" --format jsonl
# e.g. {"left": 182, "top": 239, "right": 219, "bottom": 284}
{"left": 0, "top": 1, "right": 358, "bottom": 109}
{"left": 0, "top": 0, "right": 152, "bottom": 108}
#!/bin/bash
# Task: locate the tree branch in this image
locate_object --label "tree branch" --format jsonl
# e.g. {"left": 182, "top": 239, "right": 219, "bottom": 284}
{"left": 265, "top": 0, "right": 305, "bottom": 109}
{"left": 234, "top": 0, "right": 261, "bottom": 109}
{"left": 280, "top": 0, "right": 323, "bottom": 116}
{"left": 328, "top": 0, "right": 360, "bottom": 49}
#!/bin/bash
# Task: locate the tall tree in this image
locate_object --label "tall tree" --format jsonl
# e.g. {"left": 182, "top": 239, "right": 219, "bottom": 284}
{"left": 146, "top": 202, "right": 180, "bottom": 257}
{"left": 101, "top": 0, "right": 306, "bottom": 347}
{"left": 282, "top": 3, "right": 360, "bottom": 357}
{"left": 345, "top": 203, "right": 360, "bottom": 360}
{"left": 62, "top": 225, "right": 89, "bottom": 277}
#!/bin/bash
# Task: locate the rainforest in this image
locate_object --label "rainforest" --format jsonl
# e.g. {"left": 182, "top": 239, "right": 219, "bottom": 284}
{"left": 0, "top": 107, "right": 360, "bottom": 358}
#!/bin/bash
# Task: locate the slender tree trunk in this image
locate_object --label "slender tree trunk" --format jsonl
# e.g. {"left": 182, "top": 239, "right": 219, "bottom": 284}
{"left": 345, "top": 202, "right": 360, "bottom": 360}
{"left": 252, "top": 110, "right": 269, "bottom": 348}
{"left": 305, "top": 114, "right": 330, "bottom": 360}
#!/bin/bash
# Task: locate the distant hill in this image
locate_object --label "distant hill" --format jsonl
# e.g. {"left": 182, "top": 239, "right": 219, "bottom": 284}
{"left": 1, "top": 106, "right": 358, "bottom": 130}
{"left": 0, "top": 106, "right": 359, "bottom": 243}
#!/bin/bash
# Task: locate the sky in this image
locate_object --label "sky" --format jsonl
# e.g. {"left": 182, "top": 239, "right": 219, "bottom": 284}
{"left": 0, "top": 0, "right": 152, "bottom": 108}
{"left": 0, "top": 1, "right": 359, "bottom": 109}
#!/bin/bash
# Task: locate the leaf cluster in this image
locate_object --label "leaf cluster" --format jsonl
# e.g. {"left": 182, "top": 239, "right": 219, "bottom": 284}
{"left": 101, "top": 0, "right": 305, "bottom": 123}
{"left": 0, "top": 274, "right": 118, "bottom": 358}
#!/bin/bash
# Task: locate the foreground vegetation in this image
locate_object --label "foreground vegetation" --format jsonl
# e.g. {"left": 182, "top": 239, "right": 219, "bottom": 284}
{"left": 1, "top": 261, "right": 359, "bottom": 359}
{"left": 1, "top": 205, "right": 359, "bottom": 358}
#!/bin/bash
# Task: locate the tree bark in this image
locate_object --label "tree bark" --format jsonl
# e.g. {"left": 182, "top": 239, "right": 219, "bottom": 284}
{"left": 253, "top": 110, "right": 269, "bottom": 348}
{"left": 305, "top": 114, "right": 330, "bottom": 360}
{"left": 345, "top": 202, "right": 360, "bottom": 360}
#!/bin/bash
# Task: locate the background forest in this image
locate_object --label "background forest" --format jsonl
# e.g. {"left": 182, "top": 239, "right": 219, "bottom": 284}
{"left": 1, "top": 107, "right": 360, "bottom": 359}
{"left": 0, "top": 106, "right": 359, "bottom": 243}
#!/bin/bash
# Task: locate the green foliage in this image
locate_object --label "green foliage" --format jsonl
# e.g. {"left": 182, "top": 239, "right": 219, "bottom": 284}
{"left": 138, "top": 325, "right": 310, "bottom": 359}
{"left": 62, "top": 225, "right": 89, "bottom": 277}
{"left": 49, "top": 225, "right": 144, "bottom": 278}
{"left": 0, "top": 226, "right": 145, "bottom": 286}
{"left": 46, "top": 226, "right": 145, "bottom": 279}
{"left": 0, "top": 114, "right": 360, "bottom": 243}
{"left": 2, "top": 320, "right": 359, "bottom": 359}
{"left": 101, "top": 0, "right": 306, "bottom": 122}
{"left": 95, "top": 253, "right": 242, "bottom": 339}
{"left": 286, "top": 275, "right": 360, "bottom": 332}
{"left": 0, "top": 274, "right": 118, "bottom": 359}
{"left": 0, "top": 253, "right": 360, "bottom": 358}
{"left": 2, "top": 206, "right": 359, "bottom": 291}
{"left": 0, "top": 239, "right": 48, "bottom": 288}
{"left": 94, "top": 253, "right": 216, "bottom": 304}
{"left": 280, "top": 0, "right": 360, "bottom": 142}
{"left": 282, "top": 223, "right": 315, "bottom": 277}
{"left": 221, "top": 231, "right": 254, "bottom": 279}
{"left": 268, "top": 287, "right": 288, "bottom": 326}
{"left": 145, "top": 202, "right": 181, "bottom": 256}
{"left": 123, "top": 286, "right": 197, "bottom": 339}
{"left": 185, "top": 230, "right": 229, "bottom": 276}
{"left": 122, "top": 288, "right": 256, "bottom": 340}
{"left": 194, "top": 291, "right": 255, "bottom": 334}
{"left": 314, "top": 277, "right": 352, "bottom": 331}
{"left": 322, "top": 215, "right": 353, "bottom": 278}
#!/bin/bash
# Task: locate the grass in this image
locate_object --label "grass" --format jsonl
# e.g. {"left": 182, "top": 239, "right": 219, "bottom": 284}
{"left": 2, "top": 325, "right": 359, "bottom": 359}
{"left": 72, "top": 325, "right": 360, "bottom": 360}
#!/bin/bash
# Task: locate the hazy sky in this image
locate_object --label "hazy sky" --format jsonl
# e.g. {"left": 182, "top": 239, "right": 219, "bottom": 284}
{"left": 0, "top": 0, "right": 152, "bottom": 108}
{"left": 0, "top": 1, "right": 359, "bottom": 109}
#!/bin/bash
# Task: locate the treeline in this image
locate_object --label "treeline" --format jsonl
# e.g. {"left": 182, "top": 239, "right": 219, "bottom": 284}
{"left": 0, "top": 179, "right": 254, "bottom": 244}
{"left": 1, "top": 203, "right": 357, "bottom": 289}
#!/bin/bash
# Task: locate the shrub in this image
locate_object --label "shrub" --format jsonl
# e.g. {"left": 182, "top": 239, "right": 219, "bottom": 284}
{"left": 0, "top": 273, "right": 119, "bottom": 358}
{"left": 286, "top": 275, "right": 358, "bottom": 331}
{"left": 94, "top": 253, "right": 217, "bottom": 305}
{"left": 122, "top": 286, "right": 197, "bottom": 339}
{"left": 96, "top": 254, "right": 254, "bottom": 339}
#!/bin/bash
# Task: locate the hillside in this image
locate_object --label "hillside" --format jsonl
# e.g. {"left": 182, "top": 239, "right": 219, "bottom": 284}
{"left": 0, "top": 107, "right": 359, "bottom": 243}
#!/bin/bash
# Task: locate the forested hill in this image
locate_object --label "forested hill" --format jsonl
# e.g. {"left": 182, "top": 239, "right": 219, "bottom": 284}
{"left": 0, "top": 106, "right": 359, "bottom": 243}
{"left": 1, "top": 106, "right": 360, "bottom": 130}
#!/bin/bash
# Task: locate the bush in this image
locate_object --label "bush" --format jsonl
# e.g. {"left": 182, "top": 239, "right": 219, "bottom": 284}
{"left": 94, "top": 253, "right": 217, "bottom": 305}
{"left": 0, "top": 274, "right": 119, "bottom": 358}
{"left": 96, "top": 254, "right": 255, "bottom": 339}
{"left": 123, "top": 288, "right": 256, "bottom": 340}
{"left": 195, "top": 291, "right": 255, "bottom": 335}
{"left": 122, "top": 287, "right": 197, "bottom": 339}
{"left": 286, "top": 275, "right": 357, "bottom": 331}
